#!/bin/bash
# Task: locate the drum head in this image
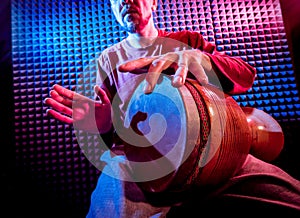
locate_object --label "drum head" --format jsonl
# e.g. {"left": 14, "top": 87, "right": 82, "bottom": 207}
{"left": 123, "top": 75, "right": 200, "bottom": 192}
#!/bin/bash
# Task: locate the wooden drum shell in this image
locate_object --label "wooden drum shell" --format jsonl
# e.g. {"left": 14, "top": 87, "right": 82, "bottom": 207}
{"left": 125, "top": 76, "right": 252, "bottom": 193}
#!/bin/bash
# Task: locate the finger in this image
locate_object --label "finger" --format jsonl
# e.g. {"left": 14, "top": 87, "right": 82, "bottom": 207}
{"left": 44, "top": 98, "right": 73, "bottom": 117}
{"left": 50, "top": 90, "right": 73, "bottom": 107}
{"left": 46, "top": 109, "right": 73, "bottom": 125}
{"left": 190, "top": 63, "right": 209, "bottom": 86}
{"left": 94, "top": 85, "right": 110, "bottom": 104}
{"left": 172, "top": 64, "right": 188, "bottom": 87}
{"left": 118, "top": 56, "right": 158, "bottom": 73}
{"left": 144, "top": 55, "right": 176, "bottom": 94}
{"left": 171, "top": 51, "right": 189, "bottom": 87}
{"left": 52, "top": 84, "right": 91, "bottom": 102}
{"left": 52, "top": 84, "right": 75, "bottom": 99}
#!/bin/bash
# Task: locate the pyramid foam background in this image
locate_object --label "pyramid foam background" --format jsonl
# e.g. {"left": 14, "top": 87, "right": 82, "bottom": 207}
{"left": 11, "top": 0, "right": 300, "bottom": 216}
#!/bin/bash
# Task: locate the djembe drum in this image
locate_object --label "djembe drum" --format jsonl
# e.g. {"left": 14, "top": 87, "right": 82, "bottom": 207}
{"left": 123, "top": 75, "right": 284, "bottom": 194}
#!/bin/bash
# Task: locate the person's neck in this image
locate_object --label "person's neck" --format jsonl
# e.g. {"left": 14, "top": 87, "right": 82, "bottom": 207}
{"left": 127, "top": 26, "right": 158, "bottom": 48}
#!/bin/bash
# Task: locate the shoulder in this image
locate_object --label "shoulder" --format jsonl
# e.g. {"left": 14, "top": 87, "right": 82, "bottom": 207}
{"left": 158, "top": 29, "right": 205, "bottom": 48}
{"left": 159, "top": 29, "right": 202, "bottom": 39}
{"left": 97, "top": 39, "right": 128, "bottom": 66}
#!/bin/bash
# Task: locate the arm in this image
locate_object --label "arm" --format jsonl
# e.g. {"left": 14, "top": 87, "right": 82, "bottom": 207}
{"left": 169, "top": 30, "right": 257, "bottom": 94}
{"left": 118, "top": 31, "right": 256, "bottom": 95}
{"left": 200, "top": 37, "right": 257, "bottom": 94}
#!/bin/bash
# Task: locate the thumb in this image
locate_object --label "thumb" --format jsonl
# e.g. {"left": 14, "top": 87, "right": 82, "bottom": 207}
{"left": 94, "top": 85, "right": 110, "bottom": 104}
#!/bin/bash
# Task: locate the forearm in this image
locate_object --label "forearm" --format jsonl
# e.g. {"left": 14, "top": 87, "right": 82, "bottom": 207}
{"left": 205, "top": 52, "right": 257, "bottom": 94}
{"left": 96, "top": 118, "right": 112, "bottom": 134}
{"left": 93, "top": 100, "right": 113, "bottom": 134}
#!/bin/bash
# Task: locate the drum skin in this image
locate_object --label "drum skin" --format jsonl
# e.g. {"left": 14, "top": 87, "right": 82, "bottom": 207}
{"left": 124, "top": 75, "right": 283, "bottom": 193}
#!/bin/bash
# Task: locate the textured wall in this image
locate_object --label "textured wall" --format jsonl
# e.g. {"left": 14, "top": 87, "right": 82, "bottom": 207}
{"left": 10, "top": 0, "right": 300, "bottom": 217}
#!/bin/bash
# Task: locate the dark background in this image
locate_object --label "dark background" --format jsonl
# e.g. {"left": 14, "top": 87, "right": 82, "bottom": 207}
{"left": 1, "top": 0, "right": 300, "bottom": 217}
{"left": 274, "top": 0, "right": 300, "bottom": 179}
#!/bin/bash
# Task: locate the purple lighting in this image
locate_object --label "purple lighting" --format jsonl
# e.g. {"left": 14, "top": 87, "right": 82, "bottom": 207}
{"left": 11, "top": 0, "right": 300, "bottom": 216}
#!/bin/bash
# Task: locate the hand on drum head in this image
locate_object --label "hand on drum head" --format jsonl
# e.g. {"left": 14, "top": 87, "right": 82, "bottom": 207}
{"left": 118, "top": 49, "right": 213, "bottom": 94}
{"left": 44, "top": 84, "right": 112, "bottom": 134}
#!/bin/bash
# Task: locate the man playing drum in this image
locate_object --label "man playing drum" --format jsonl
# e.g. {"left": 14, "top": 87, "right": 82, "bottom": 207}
{"left": 44, "top": 0, "right": 300, "bottom": 217}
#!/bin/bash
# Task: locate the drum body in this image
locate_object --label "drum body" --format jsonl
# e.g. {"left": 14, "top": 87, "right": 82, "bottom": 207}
{"left": 124, "top": 75, "right": 252, "bottom": 193}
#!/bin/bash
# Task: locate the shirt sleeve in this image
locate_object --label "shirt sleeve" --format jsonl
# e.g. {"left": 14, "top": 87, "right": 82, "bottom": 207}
{"left": 95, "top": 53, "right": 116, "bottom": 102}
{"left": 164, "top": 30, "right": 257, "bottom": 94}
{"left": 191, "top": 31, "right": 257, "bottom": 94}
{"left": 94, "top": 53, "right": 116, "bottom": 146}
